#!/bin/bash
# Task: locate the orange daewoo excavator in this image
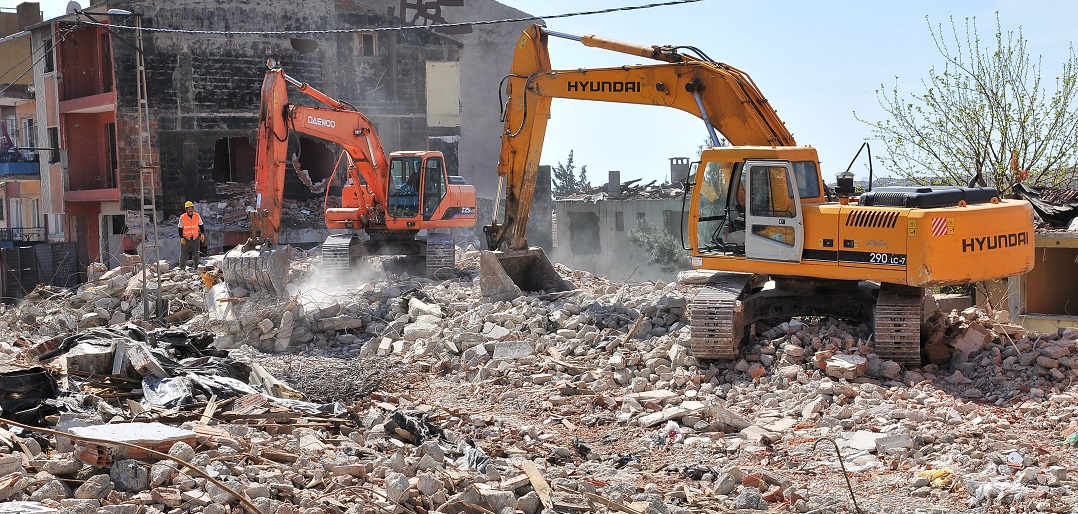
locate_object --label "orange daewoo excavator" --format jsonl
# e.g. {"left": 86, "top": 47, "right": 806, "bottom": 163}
{"left": 482, "top": 25, "right": 1035, "bottom": 366}
{"left": 223, "top": 65, "right": 477, "bottom": 295}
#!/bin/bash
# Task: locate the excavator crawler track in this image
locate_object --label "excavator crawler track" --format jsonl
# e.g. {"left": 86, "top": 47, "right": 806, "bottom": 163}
{"left": 425, "top": 233, "right": 455, "bottom": 279}
{"left": 321, "top": 234, "right": 356, "bottom": 276}
{"left": 873, "top": 285, "right": 924, "bottom": 367}
{"left": 688, "top": 273, "right": 752, "bottom": 360}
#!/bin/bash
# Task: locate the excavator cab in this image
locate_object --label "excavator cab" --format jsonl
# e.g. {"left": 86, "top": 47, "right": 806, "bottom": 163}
{"left": 690, "top": 148, "right": 813, "bottom": 262}
{"left": 385, "top": 151, "right": 454, "bottom": 222}
{"left": 387, "top": 155, "right": 423, "bottom": 218}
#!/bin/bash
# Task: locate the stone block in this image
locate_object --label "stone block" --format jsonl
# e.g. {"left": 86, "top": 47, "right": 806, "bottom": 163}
{"left": 62, "top": 342, "right": 115, "bottom": 376}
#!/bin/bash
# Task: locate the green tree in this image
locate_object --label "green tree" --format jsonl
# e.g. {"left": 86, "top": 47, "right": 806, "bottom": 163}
{"left": 628, "top": 218, "right": 689, "bottom": 274}
{"left": 552, "top": 150, "right": 589, "bottom": 197}
{"left": 858, "top": 14, "right": 1078, "bottom": 190}
{"left": 696, "top": 136, "right": 729, "bottom": 157}
{"left": 576, "top": 160, "right": 591, "bottom": 192}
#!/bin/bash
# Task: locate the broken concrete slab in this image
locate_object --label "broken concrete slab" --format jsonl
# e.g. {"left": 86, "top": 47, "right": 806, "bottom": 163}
{"left": 312, "top": 316, "right": 364, "bottom": 333}
{"left": 826, "top": 354, "right": 867, "bottom": 380}
{"left": 624, "top": 390, "right": 678, "bottom": 403}
{"left": 740, "top": 425, "right": 779, "bottom": 444}
{"left": 875, "top": 432, "right": 914, "bottom": 453}
{"left": 0, "top": 502, "right": 58, "bottom": 513}
{"left": 951, "top": 323, "right": 993, "bottom": 355}
{"left": 846, "top": 430, "right": 887, "bottom": 451}
{"left": 403, "top": 315, "right": 441, "bottom": 340}
{"left": 708, "top": 403, "right": 752, "bottom": 431}
{"left": 492, "top": 341, "right": 535, "bottom": 361}
{"left": 637, "top": 401, "right": 707, "bottom": 427}
{"left": 481, "top": 323, "right": 512, "bottom": 341}
{"left": 70, "top": 423, "right": 197, "bottom": 466}
{"left": 408, "top": 297, "right": 443, "bottom": 318}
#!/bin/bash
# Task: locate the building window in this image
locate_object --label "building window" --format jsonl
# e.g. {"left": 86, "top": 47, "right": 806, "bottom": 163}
{"left": 30, "top": 199, "right": 40, "bottom": 228}
{"left": 48, "top": 213, "right": 64, "bottom": 240}
{"left": 101, "top": 33, "right": 113, "bottom": 93}
{"left": 106, "top": 123, "right": 117, "bottom": 188}
{"left": 637, "top": 212, "right": 646, "bottom": 221}
{"left": 43, "top": 39, "right": 54, "bottom": 73}
{"left": 358, "top": 33, "right": 376, "bottom": 57}
{"left": 20, "top": 118, "right": 34, "bottom": 148}
{"left": 47, "top": 128, "right": 59, "bottom": 163}
{"left": 568, "top": 212, "right": 601, "bottom": 255}
{"left": 0, "top": 201, "right": 4, "bottom": 221}
{"left": 663, "top": 210, "right": 681, "bottom": 237}
{"left": 615, "top": 211, "right": 624, "bottom": 232}
{"left": 9, "top": 198, "right": 21, "bottom": 229}
{"left": 212, "top": 137, "right": 256, "bottom": 183}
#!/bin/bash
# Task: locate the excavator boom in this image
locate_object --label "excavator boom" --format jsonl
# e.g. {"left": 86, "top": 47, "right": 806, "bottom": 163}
{"left": 482, "top": 24, "right": 798, "bottom": 299}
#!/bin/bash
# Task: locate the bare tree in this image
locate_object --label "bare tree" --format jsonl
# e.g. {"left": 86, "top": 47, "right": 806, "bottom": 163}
{"left": 858, "top": 14, "right": 1078, "bottom": 191}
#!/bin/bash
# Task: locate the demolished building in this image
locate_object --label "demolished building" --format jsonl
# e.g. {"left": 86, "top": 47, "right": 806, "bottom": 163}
{"left": 552, "top": 159, "right": 691, "bottom": 282}
{"left": 17, "top": 0, "right": 533, "bottom": 278}
{"left": 1007, "top": 184, "right": 1078, "bottom": 331}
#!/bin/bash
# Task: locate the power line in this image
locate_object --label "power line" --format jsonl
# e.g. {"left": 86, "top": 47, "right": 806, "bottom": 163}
{"left": 0, "top": 23, "right": 79, "bottom": 99}
{"left": 76, "top": 0, "right": 706, "bottom": 36}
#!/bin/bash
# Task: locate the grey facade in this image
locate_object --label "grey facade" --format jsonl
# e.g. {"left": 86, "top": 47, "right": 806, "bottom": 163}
{"left": 107, "top": 0, "right": 465, "bottom": 212}
{"left": 359, "top": 0, "right": 535, "bottom": 201}
{"left": 553, "top": 197, "right": 685, "bottom": 282}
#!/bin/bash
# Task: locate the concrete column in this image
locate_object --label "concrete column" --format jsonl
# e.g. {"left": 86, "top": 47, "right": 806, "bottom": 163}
{"left": 670, "top": 157, "right": 690, "bottom": 184}
{"left": 608, "top": 170, "right": 621, "bottom": 199}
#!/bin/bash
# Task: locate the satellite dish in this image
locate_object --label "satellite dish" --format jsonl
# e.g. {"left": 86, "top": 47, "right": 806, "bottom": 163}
{"left": 65, "top": 1, "right": 82, "bottom": 14}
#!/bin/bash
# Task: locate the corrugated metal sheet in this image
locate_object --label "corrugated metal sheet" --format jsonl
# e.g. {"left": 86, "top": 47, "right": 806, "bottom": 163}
{"left": 1041, "top": 188, "right": 1078, "bottom": 204}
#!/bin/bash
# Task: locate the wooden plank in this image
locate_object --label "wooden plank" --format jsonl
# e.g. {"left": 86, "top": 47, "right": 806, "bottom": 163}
{"left": 199, "top": 395, "right": 218, "bottom": 425}
{"left": 521, "top": 460, "right": 553, "bottom": 510}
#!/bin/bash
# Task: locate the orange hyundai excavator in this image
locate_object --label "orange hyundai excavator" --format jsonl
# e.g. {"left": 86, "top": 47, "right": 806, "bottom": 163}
{"left": 222, "top": 65, "right": 477, "bottom": 295}
{"left": 483, "top": 25, "right": 1035, "bottom": 366}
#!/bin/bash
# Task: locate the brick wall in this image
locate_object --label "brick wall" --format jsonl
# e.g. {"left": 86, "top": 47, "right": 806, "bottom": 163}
{"left": 106, "top": 0, "right": 461, "bottom": 214}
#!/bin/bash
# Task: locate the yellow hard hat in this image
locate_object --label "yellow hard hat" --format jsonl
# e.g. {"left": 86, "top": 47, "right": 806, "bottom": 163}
{"left": 184, "top": 201, "right": 194, "bottom": 208}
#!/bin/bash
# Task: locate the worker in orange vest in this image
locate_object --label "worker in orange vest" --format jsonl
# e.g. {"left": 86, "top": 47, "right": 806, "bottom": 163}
{"left": 178, "top": 201, "right": 205, "bottom": 271}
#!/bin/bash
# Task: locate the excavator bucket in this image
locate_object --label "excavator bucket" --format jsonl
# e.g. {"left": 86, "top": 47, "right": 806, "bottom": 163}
{"left": 480, "top": 247, "right": 572, "bottom": 302}
{"left": 220, "top": 243, "right": 294, "bottom": 297}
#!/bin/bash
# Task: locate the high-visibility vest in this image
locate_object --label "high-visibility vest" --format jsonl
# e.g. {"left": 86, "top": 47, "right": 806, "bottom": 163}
{"left": 179, "top": 212, "right": 202, "bottom": 238}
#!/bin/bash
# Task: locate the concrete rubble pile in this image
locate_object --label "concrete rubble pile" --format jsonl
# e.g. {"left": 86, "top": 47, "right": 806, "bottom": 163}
{"left": 177, "top": 182, "right": 326, "bottom": 233}
{"left": 0, "top": 264, "right": 208, "bottom": 340}
{"left": 0, "top": 249, "right": 1074, "bottom": 513}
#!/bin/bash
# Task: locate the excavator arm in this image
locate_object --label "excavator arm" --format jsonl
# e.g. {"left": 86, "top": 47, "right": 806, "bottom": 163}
{"left": 253, "top": 67, "right": 390, "bottom": 243}
{"left": 486, "top": 25, "right": 796, "bottom": 251}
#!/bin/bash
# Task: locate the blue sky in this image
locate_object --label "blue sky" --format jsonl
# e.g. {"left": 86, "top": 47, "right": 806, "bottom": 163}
{"left": 15, "top": 0, "right": 1078, "bottom": 185}
{"left": 496, "top": 0, "right": 1078, "bottom": 185}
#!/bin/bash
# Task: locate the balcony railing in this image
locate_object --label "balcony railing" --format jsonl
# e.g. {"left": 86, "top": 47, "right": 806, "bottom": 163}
{"left": 0, "top": 149, "right": 40, "bottom": 177}
{"left": 0, "top": 227, "right": 45, "bottom": 241}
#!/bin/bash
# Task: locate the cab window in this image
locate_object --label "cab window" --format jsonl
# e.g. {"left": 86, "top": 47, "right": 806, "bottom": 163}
{"left": 792, "top": 161, "right": 820, "bottom": 199}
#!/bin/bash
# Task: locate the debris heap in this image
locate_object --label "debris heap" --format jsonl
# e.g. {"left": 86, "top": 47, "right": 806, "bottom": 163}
{"left": 0, "top": 250, "right": 1074, "bottom": 513}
